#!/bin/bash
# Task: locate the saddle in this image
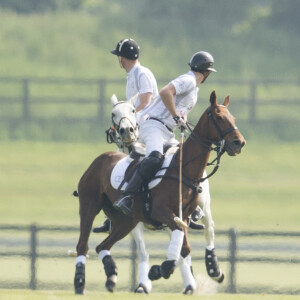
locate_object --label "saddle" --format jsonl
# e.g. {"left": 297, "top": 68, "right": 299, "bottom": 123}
{"left": 111, "top": 146, "right": 177, "bottom": 229}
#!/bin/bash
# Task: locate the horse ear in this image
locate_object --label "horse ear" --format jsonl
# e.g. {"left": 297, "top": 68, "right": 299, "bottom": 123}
{"left": 128, "top": 93, "right": 139, "bottom": 106}
{"left": 210, "top": 90, "right": 217, "bottom": 106}
{"left": 111, "top": 94, "right": 118, "bottom": 106}
{"left": 223, "top": 95, "right": 230, "bottom": 107}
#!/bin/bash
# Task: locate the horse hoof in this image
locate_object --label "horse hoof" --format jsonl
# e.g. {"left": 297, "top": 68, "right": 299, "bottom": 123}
{"left": 148, "top": 265, "right": 161, "bottom": 281}
{"left": 105, "top": 275, "right": 117, "bottom": 293}
{"left": 183, "top": 284, "right": 194, "bottom": 295}
{"left": 160, "top": 260, "right": 175, "bottom": 279}
{"left": 216, "top": 271, "right": 225, "bottom": 283}
{"left": 135, "top": 283, "right": 148, "bottom": 294}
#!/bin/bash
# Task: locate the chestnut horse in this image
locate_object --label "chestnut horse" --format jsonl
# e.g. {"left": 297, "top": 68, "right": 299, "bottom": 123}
{"left": 74, "top": 91, "right": 246, "bottom": 294}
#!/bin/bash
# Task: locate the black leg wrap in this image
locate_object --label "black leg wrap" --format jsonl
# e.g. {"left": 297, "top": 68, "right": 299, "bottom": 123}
{"left": 148, "top": 265, "right": 162, "bottom": 281}
{"left": 160, "top": 260, "right": 176, "bottom": 279}
{"left": 74, "top": 262, "right": 85, "bottom": 294}
{"left": 103, "top": 255, "right": 118, "bottom": 277}
{"left": 205, "top": 248, "right": 225, "bottom": 283}
{"left": 102, "top": 255, "right": 118, "bottom": 292}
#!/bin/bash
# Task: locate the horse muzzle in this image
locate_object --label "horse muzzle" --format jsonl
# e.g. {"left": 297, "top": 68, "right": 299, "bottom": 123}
{"left": 119, "top": 126, "right": 138, "bottom": 145}
{"left": 224, "top": 138, "right": 246, "bottom": 156}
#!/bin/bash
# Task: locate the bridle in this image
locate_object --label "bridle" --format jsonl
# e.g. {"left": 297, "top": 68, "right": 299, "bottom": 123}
{"left": 183, "top": 104, "right": 238, "bottom": 183}
{"left": 111, "top": 101, "right": 139, "bottom": 141}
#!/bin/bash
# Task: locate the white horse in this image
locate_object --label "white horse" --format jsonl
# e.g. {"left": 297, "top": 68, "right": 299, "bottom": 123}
{"left": 93, "top": 94, "right": 224, "bottom": 294}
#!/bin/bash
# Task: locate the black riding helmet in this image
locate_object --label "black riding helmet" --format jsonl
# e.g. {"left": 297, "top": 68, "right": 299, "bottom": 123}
{"left": 111, "top": 38, "right": 140, "bottom": 60}
{"left": 188, "top": 51, "right": 217, "bottom": 73}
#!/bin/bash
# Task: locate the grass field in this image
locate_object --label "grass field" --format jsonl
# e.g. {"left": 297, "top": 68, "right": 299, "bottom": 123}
{"left": 0, "top": 290, "right": 299, "bottom": 300}
{"left": 0, "top": 139, "right": 299, "bottom": 296}
{"left": 0, "top": 139, "right": 299, "bottom": 231}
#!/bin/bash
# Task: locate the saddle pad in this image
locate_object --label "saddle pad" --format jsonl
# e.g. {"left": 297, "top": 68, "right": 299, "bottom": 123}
{"left": 110, "top": 147, "right": 177, "bottom": 191}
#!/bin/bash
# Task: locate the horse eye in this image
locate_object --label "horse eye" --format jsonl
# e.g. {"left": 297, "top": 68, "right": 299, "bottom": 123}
{"left": 112, "top": 113, "right": 115, "bottom": 118}
{"left": 132, "top": 109, "right": 136, "bottom": 113}
{"left": 216, "top": 116, "right": 222, "bottom": 121}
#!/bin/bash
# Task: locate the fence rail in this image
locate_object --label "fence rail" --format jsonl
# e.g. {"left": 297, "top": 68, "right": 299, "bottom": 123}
{"left": 1, "top": 224, "right": 299, "bottom": 294}
{"left": 1, "top": 77, "right": 300, "bottom": 126}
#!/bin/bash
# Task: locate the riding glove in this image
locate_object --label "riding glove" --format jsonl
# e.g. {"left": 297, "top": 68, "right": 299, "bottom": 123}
{"left": 173, "top": 115, "right": 188, "bottom": 130}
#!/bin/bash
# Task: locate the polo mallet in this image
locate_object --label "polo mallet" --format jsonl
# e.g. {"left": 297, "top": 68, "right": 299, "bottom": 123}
{"left": 174, "top": 126, "right": 188, "bottom": 229}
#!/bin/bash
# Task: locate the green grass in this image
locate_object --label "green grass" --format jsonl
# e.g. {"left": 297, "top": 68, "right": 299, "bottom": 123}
{"left": 0, "top": 139, "right": 299, "bottom": 231}
{"left": 0, "top": 290, "right": 299, "bottom": 300}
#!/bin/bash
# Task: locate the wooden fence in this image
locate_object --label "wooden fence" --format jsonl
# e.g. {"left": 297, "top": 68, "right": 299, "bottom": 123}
{"left": 1, "top": 77, "right": 299, "bottom": 126}
{"left": 0, "top": 224, "right": 299, "bottom": 294}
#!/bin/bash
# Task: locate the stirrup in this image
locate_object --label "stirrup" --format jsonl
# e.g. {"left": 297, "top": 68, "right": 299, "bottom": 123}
{"left": 113, "top": 194, "right": 134, "bottom": 216}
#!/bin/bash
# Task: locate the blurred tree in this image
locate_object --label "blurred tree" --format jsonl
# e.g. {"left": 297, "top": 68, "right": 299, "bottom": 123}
{"left": 268, "top": 0, "right": 300, "bottom": 33}
{"left": 0, "top": 0, "right": 83, "bottom": 14}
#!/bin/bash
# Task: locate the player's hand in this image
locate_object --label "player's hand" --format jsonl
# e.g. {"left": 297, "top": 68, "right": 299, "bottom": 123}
{"left": 173, "top": 115, "right": 188, "bottom": 131}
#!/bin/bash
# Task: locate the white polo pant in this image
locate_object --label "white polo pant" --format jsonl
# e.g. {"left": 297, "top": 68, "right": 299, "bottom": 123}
{"left": 139, "top": 119, "right": 178, "bottom": 156}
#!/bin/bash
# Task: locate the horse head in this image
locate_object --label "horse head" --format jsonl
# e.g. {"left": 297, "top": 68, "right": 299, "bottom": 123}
{"left": 110, "top": 94, "right": 139, "bottom": 147}
{"left": 199, "top": 91, "right": 246, "bottom": 156}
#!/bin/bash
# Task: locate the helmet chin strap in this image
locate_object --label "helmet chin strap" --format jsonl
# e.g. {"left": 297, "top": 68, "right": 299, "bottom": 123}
{"left": 118, "top": 56, "right": 124, "bottom": 69}
{"left": 200, "top": 70, "right": 211, "bottom": 83}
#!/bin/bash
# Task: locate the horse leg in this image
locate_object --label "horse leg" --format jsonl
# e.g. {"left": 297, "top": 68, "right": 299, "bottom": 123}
{"left": 131, "top": 222, "right": 152, "bottom": 294}
{"left": 199, "top": 176, "right": 224, "bottom": 283}
{"left": 96, "top": 214, "right": 138, "bottom": 293}
{"left": 74, "top": 195, "right": 101, "bottom": 294}
{"left": 148, "top": 206, "right": 185, "bottom": 281}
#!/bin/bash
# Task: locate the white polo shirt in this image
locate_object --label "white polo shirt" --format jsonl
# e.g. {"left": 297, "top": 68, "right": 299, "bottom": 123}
{"left": 146, "top": 71, "right": 199, "bottom": 130}
{"left": 126, "top": 62, "right": 158, "bottom": 124}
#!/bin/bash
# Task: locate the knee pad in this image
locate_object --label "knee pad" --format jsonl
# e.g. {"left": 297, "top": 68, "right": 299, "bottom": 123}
{"left": 138, "top": 151, "right": 164, "bottom": 180}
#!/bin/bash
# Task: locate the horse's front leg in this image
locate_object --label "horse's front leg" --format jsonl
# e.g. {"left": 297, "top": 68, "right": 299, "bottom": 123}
{"left": 131, "top": 222, "right": 152, "bottom": 293}
{"left": 148, "top": 206, "right": 185, "bottom": 281}
{"left": 199, "top": 176, "right": 224, "bottom": 283}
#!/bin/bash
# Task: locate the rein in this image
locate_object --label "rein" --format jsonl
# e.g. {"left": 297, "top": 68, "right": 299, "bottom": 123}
{"left": 175, "top": 105, "right": 238, "bottom": 185}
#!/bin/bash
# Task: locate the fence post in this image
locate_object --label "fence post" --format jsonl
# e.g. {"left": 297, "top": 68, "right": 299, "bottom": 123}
{"left": 249, "top": 81, "right": 257, "bottom": 124}
{"left": 228, "top": 228, "right": 238, "bottom": 293}
{"left": 29, "top": 224, "right": 37, "bottom": 290}
{"left": 98, "top": 79, "right": 106, "bottom": 124}
{"left": 22, "top": 78, "right": 30, "bottom": 121}
{"left": 130, "top": 236, "right": 137, "bottom": 291}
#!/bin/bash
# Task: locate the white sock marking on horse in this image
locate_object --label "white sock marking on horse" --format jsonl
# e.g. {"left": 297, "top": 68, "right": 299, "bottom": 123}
{"left": 75, "top": 255, "right": 86, "bottom": 265}
{"left": 98, "top": 250, "right": 111, "bottom": 260}
{"left": 167, "top": 229, "right": 184, "bottom": 261}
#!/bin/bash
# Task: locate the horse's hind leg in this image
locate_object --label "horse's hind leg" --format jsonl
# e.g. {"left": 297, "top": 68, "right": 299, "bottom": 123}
{"left": 131, "top": 222, "right": 152, "bottom": 293}
{"left": 199, "top": 177, "right": 224, "bottom": 283}
{"left": 74, "top": 195, "right": 101, "bottom": 294}
{"left": 178, "top": 229, "right": 196, "bottom": 294}
{"left": 96, "top": 215, "right": 138, "bottom": 293}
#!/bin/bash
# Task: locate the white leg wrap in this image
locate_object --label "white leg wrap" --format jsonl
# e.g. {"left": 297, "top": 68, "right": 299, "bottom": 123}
{"left": 180, "top": 258, "right": 196, "bottom": 289}
{"left": 98, "top": 250, "right": 111, "bottom": 260}
{"left": 75, "top": 255, "right": 86, "bottom": 265}
{"left": 167, "top": 230, "right": 184, "bottom": 261}
{"left": 185, "top": 254, "right": 192, "bottom": 267}
{"left": 138, "top": 261, "right": 152, "bottom": 292}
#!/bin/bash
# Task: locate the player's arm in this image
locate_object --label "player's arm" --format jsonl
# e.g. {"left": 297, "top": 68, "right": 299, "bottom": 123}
{"left": 135, "top": 92, "right": 152, "bottom": 112}
{"left": 159, "top": 83, "right": 177, "bottom": 117}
